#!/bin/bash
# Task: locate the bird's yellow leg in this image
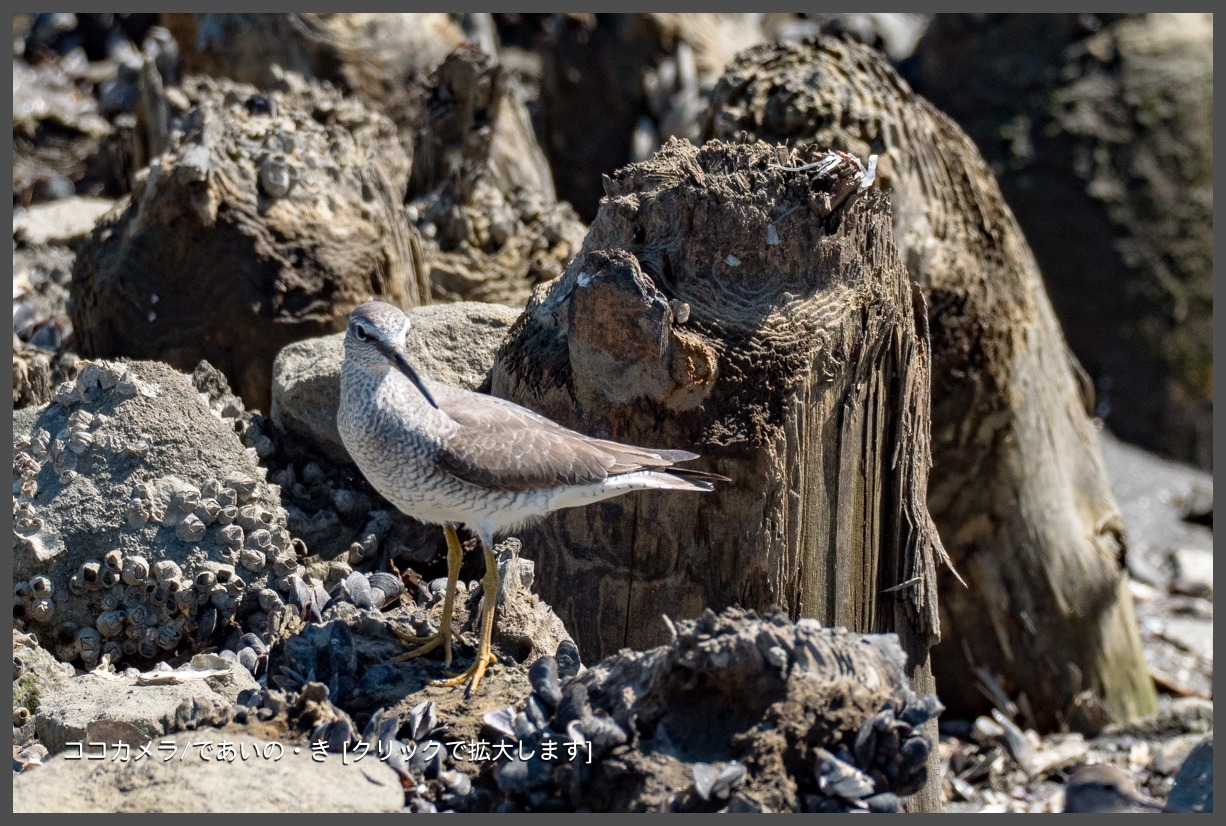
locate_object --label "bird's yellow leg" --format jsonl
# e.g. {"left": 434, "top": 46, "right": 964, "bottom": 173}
{"left": 392, "top": 524, "right": 463, "bottom": 668}
{"left": 432, "top": 542, "right": 499, "bottom": 697}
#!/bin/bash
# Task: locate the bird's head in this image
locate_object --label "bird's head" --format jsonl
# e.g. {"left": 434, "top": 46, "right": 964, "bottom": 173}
{"left": 344, "top": 300, "right": 439, "bottom": 409}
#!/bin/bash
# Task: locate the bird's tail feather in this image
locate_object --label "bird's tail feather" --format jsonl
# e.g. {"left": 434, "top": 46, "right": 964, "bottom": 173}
{"left": 639, "top": 467, "right": 729, "bottom": 493}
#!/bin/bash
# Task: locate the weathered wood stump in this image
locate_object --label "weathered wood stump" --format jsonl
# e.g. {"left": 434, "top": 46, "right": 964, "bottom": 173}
{"left": 406, "top": 47, "right": 587, "bottom": 306}
{"left": 493, "top": 138, "right": 944, "bottom": 684}
{"left": 910, "top": 13, "right": 1213, "bottom": 468}
{"left": 13, "top": 339, "right": 55, "bottom": 408}
{"left": 13, "top": 58, "right": 114, "bottom": 204}
{"left": 165, "top": 15, "right": 585, "bottom": 308}
{"left": 69, "top": 76, "right": 427, "bottom": 412}
{"left": 704, "top": 37, "right": 1157, "bottom": 730}
{"left": 493, "top": 138, "right": 946, "bottom": 810}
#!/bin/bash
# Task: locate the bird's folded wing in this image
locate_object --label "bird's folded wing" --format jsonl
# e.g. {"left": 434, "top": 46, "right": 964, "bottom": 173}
{"left": 434, "top": 394, "right": 696, "bottom": 493}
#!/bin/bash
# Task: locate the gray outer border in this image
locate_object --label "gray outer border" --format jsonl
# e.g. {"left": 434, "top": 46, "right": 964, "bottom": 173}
{"left": 4, "top": 7, "right": 1219, "bottom": 817}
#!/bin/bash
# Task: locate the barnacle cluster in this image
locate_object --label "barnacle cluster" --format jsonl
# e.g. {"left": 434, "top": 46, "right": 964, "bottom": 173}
{"left": 12, "top": 359, "right": 306, "bottom": 668}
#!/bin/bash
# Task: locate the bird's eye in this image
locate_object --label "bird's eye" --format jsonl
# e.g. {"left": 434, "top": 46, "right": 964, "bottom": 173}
{"left": 354, "top": 324, "right": 369, "bottom": 341}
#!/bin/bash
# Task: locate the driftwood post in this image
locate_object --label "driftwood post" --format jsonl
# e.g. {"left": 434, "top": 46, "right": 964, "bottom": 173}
{"left": 704, "top": 37, "right": 1158, "bottom": 730}
{"left": 493, "top": 138, "right": 946, "bottom": 809}
{"left": 492, "top": 137, "right": 945, "bottom": 694}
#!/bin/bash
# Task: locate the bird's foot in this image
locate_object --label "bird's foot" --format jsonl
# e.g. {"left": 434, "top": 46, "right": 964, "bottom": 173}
{"left": 431, "top": 650, "right": 498, "bottom": 698}
{"left": 390, "top": 626, "right": 454, "bottom": 669}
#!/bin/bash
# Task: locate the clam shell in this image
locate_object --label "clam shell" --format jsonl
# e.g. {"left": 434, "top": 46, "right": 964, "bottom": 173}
{"left": 368, "top": 572, "right": 404, "bottom": 604}
{"left": 528, "top": 656, "right": 562, "bottom": 709}
{"left": 344, "top": 571, "right": 374, "bottom": 609}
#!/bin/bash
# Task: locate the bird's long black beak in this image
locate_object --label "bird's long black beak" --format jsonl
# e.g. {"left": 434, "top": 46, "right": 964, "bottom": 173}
{"left": 387, "top": 345, "right": 439, "bottom": 409}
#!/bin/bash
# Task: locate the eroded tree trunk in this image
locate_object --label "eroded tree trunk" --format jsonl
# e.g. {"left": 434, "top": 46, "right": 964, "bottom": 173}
{"left": 909, "top": 13, "right": 1213, "bottom": 468}
{"left": 494, "top": 134, "right": 942, "bottom": 699}
{"left": 704, "top": 37, "right": 1157, "bottom": 731}
{"left": 406, "top": 47, "right": 587, "bottom": 307}
{"left": 493, "top": 138, "right": 946, "bottom": 809}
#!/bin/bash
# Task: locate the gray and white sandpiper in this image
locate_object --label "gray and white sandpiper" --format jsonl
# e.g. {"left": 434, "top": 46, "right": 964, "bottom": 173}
{"left": 337, "top": 300, "right": 723, "bottom": 696}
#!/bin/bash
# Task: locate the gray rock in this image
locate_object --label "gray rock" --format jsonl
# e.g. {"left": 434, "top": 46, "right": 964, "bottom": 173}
{"left": 13, "top": 196, "right": 116, "bottom": 246}
{"left": 12, "top": 359, "right": 287, "bottom": 669}
{"left": 1148, "top": 732, "right": 1209, "bottom": 776}
{"left": 1099, "top": 431, "right": 1213, "bottom": 571}
{"left": 494, "top": 539, "right": 574, "bottom": 666}
{"left": 13, "top": 732, "right": 405, "bottom": 812}
{"left": 33, "top": 666, "right": 242, "bottom": 754}
{"left": 1166, "top": 736, "right": 1212, "bottom": 813}
{"left": 270, "top": 301, "right": 521, "bottom": 460}
{"left": 13, "top": 403, "right": 44, "bottom": 437}
{"left": 203, "top": 661, "right": 261, "bottom": 705}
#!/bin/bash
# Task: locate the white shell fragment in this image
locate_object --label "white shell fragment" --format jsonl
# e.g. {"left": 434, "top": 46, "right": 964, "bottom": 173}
{"left": 136, "top": 653, "right": 233, "bottom": 685}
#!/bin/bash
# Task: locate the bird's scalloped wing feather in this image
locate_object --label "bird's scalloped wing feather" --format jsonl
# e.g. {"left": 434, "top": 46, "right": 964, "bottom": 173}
{"left": 433, "top": 392, "right": 698, "bottom": 492}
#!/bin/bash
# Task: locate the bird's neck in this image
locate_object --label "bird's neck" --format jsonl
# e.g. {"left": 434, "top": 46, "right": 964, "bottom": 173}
{"left": 345, "top": 360, "right": 449, "bottom": 425}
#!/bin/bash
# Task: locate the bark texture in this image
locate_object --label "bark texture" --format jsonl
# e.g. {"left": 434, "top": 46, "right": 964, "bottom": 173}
{"left": 406, "top": 47, "right": 587, "bottom": 307}
{"left": 493, "top": 138, "right": 944, "bottom": 684}
{"left": 705, "top": 37, "right": 1157, "bottom": 730}
{"left": 69, "top": 76, "right": 427, "bottom": 413}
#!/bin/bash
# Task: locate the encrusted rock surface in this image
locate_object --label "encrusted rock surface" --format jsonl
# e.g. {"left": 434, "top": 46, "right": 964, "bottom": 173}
{"left": 33, "top": 656, "right": 256, "bottom": 753}
{"left": 69, "top": 74, "right": 427, "bottom": 411}
{"left": 481, "top": 608, "right": 942, "bottom": 813}
{"left": 13, "top": 359, "right": 293, "bottom": 670}
{"left": 13, "top": 630, "right": 76, "bottom": 746}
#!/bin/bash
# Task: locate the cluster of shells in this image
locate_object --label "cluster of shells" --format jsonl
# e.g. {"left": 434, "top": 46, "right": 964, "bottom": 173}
{"left": 171, "top": 73, "right": 413, "bottom": 210}
{"left": 12, "top": 360, "right": 308, "bottom": 668}
{"left": 246, "top": 621, "right": 471, "bottom": 811}
{"left": 478, "top": 610, "right": 942, "bottom": 813}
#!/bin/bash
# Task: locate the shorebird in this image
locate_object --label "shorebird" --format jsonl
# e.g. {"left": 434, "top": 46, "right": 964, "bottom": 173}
{"left": 1062, "top": 764, "right": 1163, "bottom": 813}
{"left": 337, "top": 300, "right": 722, "bottom": 696}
